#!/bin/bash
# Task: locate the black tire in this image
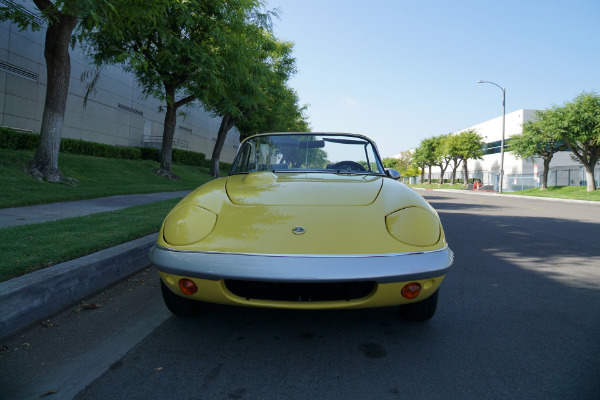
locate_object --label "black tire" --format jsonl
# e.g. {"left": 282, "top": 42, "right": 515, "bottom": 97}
{"left": 399, "top": 289, "right": 439, "bottom": 321}
{"left": 160, "top": 280, "right": 205, "bottom": 317}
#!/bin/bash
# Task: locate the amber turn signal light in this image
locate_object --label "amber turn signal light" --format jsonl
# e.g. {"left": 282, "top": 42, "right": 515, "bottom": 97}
{"left": 401, "top": 282, "right": 422, "bottom": 299}
{"left": 179, "top": 279, "right": 198, "bottom": 295}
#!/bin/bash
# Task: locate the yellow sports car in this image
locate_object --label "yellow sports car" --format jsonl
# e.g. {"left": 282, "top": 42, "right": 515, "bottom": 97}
{"left": 150, "top": 133, "right": 453, "bottom": 320}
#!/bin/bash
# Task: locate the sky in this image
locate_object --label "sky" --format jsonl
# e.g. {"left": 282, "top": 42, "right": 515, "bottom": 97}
{"left": 265, "top": 0, "right": 600, "bottom": 158}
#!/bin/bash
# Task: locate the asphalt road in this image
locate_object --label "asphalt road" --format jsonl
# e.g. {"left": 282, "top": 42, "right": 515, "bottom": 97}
{"left": 1, "top": 191, "right": 599, "bottom": 400}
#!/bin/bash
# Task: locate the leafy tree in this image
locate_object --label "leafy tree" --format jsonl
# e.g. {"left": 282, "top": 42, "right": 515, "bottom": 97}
{"left": 412, "top": 145, "right": 428, "bottom": 183}
{"left": 83, "top": 0, "right": 267, "bottom": 179}
{"left": 384, "top": 151, "right": 420, "bottom": 183}
{"left": 559, "top": 92, "right": 600, "bottom": 191}
{"left": 444, "top": 134, "right": 464, "bottom": 185}
{"left": 237, "top": 85, "right": 309, "bottom": 142}
{"left": 510, "top": 109, "right": 567, "bottom": 189}
{"left": 432, "top": 134, "right": 452, "bottom": 184}
{"left": 415, "top": 137, "right": 438, "bottom": 184}
{"left": 382, "top": 157, "right": 400, "bottom": 170}
{"left": 395, "top": 150, "right": 419, "bottom": 182}
{"left": 246, "top": 86, "right": 310, "bottom": 134}
{"left": 453, "top": 129, "right": 484, "bottom": 185}
{"left": 204, "top": 30, "right": 298, "bottom": 177}
{"left": 404, "top": 164, "right": 422, "bottom": 181}
{"left": 394, "top": 151, "right": 411, "bottom": 172}
{"left": 1, "top": 0, "right": 100, "bottom": 183}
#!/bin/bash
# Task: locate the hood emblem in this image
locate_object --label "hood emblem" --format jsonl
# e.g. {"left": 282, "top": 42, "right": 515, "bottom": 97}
{"left": 292, "top": 226, "right": 306, "bottom": 235}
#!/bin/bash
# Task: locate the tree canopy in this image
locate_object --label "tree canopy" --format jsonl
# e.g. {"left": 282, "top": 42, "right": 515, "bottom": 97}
{"left": 560, "top": 92, "right": 600, "bottom": 191}
{"left": 452, "top": 129, "right": 484, "bottom": 185}
{"left": 201, "top": 26, "right": 303, "bottom": 177}
{"left": 82, "top": 0, "right": 285, "bottom": 178}
{"left": 410, "top": 131, "right": 483, "bottom": 185}
{"left": 510, "top": 109, "right": 568, "bottom": 189}
{"left": 510, "top": 92, "right": 599, "bottom": 191}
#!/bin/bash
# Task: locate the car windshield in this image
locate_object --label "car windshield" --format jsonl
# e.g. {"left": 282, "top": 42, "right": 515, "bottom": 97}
{"left": 230, "top": 133, "right": 386, "bottom": 175}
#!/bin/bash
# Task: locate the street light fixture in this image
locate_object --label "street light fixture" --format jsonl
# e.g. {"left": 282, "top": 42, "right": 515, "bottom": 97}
{"left": 477, "top": 80, "right": 506, "bottom": 193}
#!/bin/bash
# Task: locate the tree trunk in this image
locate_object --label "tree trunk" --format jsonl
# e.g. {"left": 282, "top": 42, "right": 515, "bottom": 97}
{"left": 450, "top": 158, "right": 461, "bottom": 185}
{"left": 438, "top": 163, "right": 449, "bottom": 185}
{"left": 210, "top": 113, "right": 236, "bottom": 178}
{"left": 420, "top": 166, "right": 425, "bottom": 184}
{"left": 564, "top": 140, "right": 599, "bottom": 191}
{"left": 157, "top": 86, "right": 178, "bottom": 180}
{"left": 541, "top": 157, "right": 551, "bottom": 190}
{"left": 427, "top": 165, "right": 432, "bottom": 184}
{"left": 29, "top": 9, "right": 78, "bottom": 183}
{"left": 462, "top": 158, "right": 468, "bottom": 185}
{"left": 583, "top": 163, "right": 598, "bottom": 192}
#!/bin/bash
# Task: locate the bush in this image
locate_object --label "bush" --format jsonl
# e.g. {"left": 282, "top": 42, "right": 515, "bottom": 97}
{"left": 0, "top": 127, "right": 220, "bottom": 168}
{"left": 139, "top": 147, "right": 159, "bottom": 161}
{"left": 172, "top": 148, "right": 207, "bottom": 167}
{"left": 60, "top": 138, "right": 142, "bottom": 160}
{"left": 0, "top": 128, "right": 38, "bottom": 150}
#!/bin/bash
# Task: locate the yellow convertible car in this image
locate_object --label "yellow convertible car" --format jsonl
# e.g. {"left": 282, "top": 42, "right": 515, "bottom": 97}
{"left": 150, "top": 133, "right": 453, "bottom": 320}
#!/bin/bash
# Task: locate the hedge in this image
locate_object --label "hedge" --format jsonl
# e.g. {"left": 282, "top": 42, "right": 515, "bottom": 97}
{"left": 172, "top": 148, "right": 207, "bottom": 167}
{"left": 0, "top": 128, "right": 231, "bottom": 169}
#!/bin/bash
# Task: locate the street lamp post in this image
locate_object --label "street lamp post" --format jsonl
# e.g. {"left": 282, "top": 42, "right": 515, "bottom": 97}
{"left": 477, "top": 80, "right": 506, "bottom": 193}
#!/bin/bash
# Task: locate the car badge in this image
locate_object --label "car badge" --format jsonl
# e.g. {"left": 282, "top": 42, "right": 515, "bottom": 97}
{"left": 292, "top": 226, "right": 306, "bottom": 235}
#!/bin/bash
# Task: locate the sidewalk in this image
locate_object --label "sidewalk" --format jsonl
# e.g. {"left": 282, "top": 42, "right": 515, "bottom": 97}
{"left": 0, "top": 191, "right": 190, "bottom": 339}
{"left": 0, "top": 191, "right": 191, "bottom": 229}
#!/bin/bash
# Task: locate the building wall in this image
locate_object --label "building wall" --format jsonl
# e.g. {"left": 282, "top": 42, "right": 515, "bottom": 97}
{"left": 438, "top": 109, "right": 599, "bottom": 190}
{"left": 0, "top": 10, "right": 240, "bottom": 162}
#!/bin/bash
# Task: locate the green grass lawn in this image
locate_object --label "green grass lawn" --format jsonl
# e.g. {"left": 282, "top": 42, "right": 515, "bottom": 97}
{"left": 0, "top": 198, "right": 180, "bottom": 282}
{"left": 0, "top": 149, "right": 226, "bottom": 208}
{"left": 0, "top": 149, "right": 230, "bottom": 281}
{"left": 407, "top": 182, "right": 599, "bottom": 201}
{"left": 508, "top": 186, "right": 600, "bottom": 201}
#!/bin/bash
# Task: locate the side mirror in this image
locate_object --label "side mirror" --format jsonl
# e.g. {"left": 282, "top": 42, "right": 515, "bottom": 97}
{"left": 385, "top": 168, "right": 401, "bottom": 180}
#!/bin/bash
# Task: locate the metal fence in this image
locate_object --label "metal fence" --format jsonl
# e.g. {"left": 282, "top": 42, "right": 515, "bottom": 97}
{"left": 412, "top": 167, "right": 599, "bottom": 192}
{"left": 503, "top": 168, "right": 600, "bottom": 192}
{"left": 505, "top": 175, "right": 539, "bottom": 192}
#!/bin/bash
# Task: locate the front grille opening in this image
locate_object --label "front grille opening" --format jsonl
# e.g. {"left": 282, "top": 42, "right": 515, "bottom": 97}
{"left": 224, "top": 280, "right": 376, "bottom": 302}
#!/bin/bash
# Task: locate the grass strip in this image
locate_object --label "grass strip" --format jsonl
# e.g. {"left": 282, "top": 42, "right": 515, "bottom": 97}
{"left": 0, "top": 198, "right": 180, "bottom": 282}
{"left": 408, "top": 183, "right": 599, "bottom": 201}
{"left": 507, "top": 186, "right": 600, "bottom": 201}
{"left": 0, "top": 150, "right": 225, "bottom": 208}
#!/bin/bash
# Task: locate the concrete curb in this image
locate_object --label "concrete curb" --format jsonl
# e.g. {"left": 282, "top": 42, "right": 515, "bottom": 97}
{"left": 0, "top": 234, "right": 157, "bottom": 340}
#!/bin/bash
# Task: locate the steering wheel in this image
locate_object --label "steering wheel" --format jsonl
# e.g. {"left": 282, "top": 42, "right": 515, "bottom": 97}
{"left": 329, "top": 161, "right": 366, "bottom": 172}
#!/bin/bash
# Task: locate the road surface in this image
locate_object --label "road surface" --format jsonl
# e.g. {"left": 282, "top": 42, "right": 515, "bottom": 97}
{"left": 1, "top": 191, "right": 599, "bottom": 399}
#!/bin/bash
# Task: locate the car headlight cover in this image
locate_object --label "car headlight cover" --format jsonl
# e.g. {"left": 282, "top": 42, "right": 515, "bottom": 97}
{"left": 385, "top": 207, "right": 441, "bottom": 247}
{"left": 163, "top": 205, "right": 217, "bottom": 246}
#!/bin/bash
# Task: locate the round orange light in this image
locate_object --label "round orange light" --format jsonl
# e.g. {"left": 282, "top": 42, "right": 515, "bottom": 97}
{"left": 401, "top": 282, "right": 422, "bottom": 299}
{"left": 179, "top": 279, "right": 198, "bottom": 295}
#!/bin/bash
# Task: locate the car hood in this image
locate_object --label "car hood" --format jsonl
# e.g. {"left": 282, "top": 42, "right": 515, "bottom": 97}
{"left": 226, "top": 172, "right": 383, "bottom": 206}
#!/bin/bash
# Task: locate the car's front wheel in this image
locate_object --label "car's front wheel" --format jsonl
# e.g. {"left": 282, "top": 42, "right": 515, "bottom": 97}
{"left": 399, "top": 289, "right": 439, "bottom": 321}
{"left": 160, "top": 280, "right": 206, "bottom": 317}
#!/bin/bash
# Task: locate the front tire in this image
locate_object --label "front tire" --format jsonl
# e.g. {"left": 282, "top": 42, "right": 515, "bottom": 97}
{"left": 399, "top": 289, "right": 439, "bottom": 321}
{"left": 160, "top": 280, "right": 205, "bottom": 317}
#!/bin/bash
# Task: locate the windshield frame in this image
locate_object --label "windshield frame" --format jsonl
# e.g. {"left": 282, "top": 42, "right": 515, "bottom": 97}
{"left": 229, "top": 132, "right": 388, "bottom": 177}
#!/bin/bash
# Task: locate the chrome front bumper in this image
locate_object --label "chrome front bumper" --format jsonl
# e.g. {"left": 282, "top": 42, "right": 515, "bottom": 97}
{"left": 149, "top": 245, "right": 454, "bottom": 283}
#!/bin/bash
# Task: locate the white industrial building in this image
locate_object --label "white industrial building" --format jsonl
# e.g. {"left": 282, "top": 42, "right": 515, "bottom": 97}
{"left": 0, "top": 6, "right": 240, "bottom": 162}
{"left": 428, "top": 109, "right": 599, "bottom": 192}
